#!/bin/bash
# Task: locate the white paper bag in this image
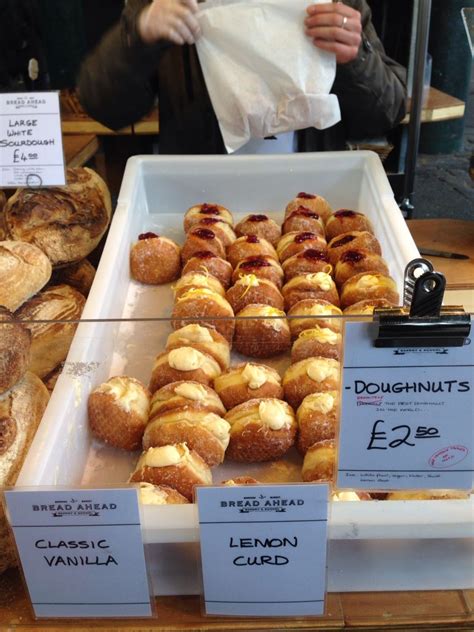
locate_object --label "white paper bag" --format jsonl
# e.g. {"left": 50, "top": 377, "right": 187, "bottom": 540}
{"left": 195, "top": 0, "right": 341, "bottom": 153}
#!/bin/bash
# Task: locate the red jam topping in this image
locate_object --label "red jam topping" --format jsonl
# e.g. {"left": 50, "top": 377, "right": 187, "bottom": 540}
{"left": 300, "top": 249, "right": 329, "bottom": 261}
{"left": 248, "top": 214, "right": 268, "bottom": 222}
{"left": 240, "top": 257, "right": 271, "bottom": 269}
{"left": 290, "top": 207, "right": 319, "bottom": 219}
{"left": 297, "top": 192, "right": 316, "bottom": 199}
{"left": 246, "top": 235, "right": 260, "bottom": 243}
{"left": 199, "top": 217, "right": 220, "bottom": 226}
{"left": 193, "top": 228, "right": 215, "bottom": 240}
{"left": 193, "top": 250, "right": 216, "bottom": 260}
{"left": 340, "top": 250, "right": 365, "bottom": 264}
{"left": 138, "top": 232, "right": 159, "bottom": 240}
{"left": 200, "top": 204, "right": 220, "bottom": 215}
{"left": 332, "top": 235, "right": 356, "bottom": 248}
{"left": 334, "top": 209, "right": 358, "bottom": 218}
{"left": 294, "top": 232, "right": 316, "bottom": 244}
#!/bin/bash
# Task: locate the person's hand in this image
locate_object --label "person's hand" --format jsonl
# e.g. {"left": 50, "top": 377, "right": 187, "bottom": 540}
{"left": 305, "top": 2, "right": 362, "bottom": 64}
{"left": 138, "top": 0, "right": 201, "bottom": 46}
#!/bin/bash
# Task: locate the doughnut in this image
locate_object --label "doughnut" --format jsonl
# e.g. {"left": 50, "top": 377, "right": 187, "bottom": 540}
{"left": 232, "top": 255, "right": 284, "bottom": 289}
{"left": 285, "top": 193, "right": 333, "bottom": 223}
{"left": 283, "top": 356, "right": 340, "bottom": 409}
{"left": 334, "top": 250, "right": 390, "bottom": 287}
{"left": 327, "top": 231, "right": 382, "bottom": 265}
{"left": 332, "top": 490, "right": 371, "bottom": 502}
{"left": 325, "top": 209, "right": 374, "bottom": 240}
{"left": 172, "top": 288, "right": 235, "bottom": 344}
{"left": 166, "top": 324, "right": 230, "bottom": 370}
{"left": 282, "top": 249, "right": 332, "bottom": 282}
{"left": 181, "top": 227, "right": 226, "bottom": 263}
{"left": 149, "top": 380, "right": 226, "bottom": 417}
{"left": 129, "top": 443, "right": 212, "bottom": 501}
{"left": 213, "top": 362, "right": 283, "bottom": 409}
{"left": 227, "top": 235, "right": 278, "bottom": 268}
{"left": 143, "top": 408, "right": 230, "bottom": 467}
{"left": 226, "top": 275, "right": 284, "bottom": 314}
{"left": 221, "top": 477, "right": 260, "bottom": 486}
{"left": 88, "top": 376, "right": 151, "bottom": 451}
{"left": 183, "top": 203, "right": 233, "bottom": 232}
{"left": 301, "top": 439, "right": 336, "bottom": 483}
{"left": 276, "top": 231, "right": 327, "bottom": 263}
{"left": 130, "top": 232, "right": 181, "bottom": 284}
{"left": 386, "top": 490, "right": 469, "bottom": 501}
{"left": 343, "top": 298, "right": 396, "bottom": 315}
{"left": 173, "top": 272, "right": 225, "bottom": 300}
{"left": 281, "top": 272, "right": 339, "bottom": 311}
{"left": 182, "top": 251, "right": 233, "bottom": 289}
{"left": 281, "top": 207, "right": 325, "bottom": 236}
{"left": 287, "top": 299, "right": 343, "bottom": 338}
{"left": 225, "top": 398, "right": 297, "bottom": 462}
{"left": 234, "top": 214, "right": 281, "bottom": 246}
{"left": 149, "top": 347, "right": 222, "bottom": 393}
{"left": 138, "top": 482, "right": 190, "bottom": 505}
{"left": 192, "top": 217, "right": 236, "bottom": 248}
{"left": 340, "top": 272, "right": 399, "bottom": 309}
{"left": 291, "top": 326, "right": 342, "bottom": 363}
{"left": 296, "top": 391, "right": 339, "bottom": 454}
{"left": 233, "top": 304, "right": 290, "bottom": 358}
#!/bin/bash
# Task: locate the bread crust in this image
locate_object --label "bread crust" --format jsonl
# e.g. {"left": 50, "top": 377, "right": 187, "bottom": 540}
{"left": 0, "top": 307, "right": 31, "bottom": 395}
{"left": 50, "top": 258, "right": 96, "bottom": 296}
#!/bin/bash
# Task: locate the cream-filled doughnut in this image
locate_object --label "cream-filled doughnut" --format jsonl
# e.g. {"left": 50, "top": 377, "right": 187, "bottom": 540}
{"left": 281, "top": 272, "right": 339, "bottom": 310}
{"left": 301, "top": 439, "right": 336, "bottom": 483}
{"left": 149, "top": 347, "right": 222, "bottom": 393}
{"left": 166, "top": 324, "right": 230, "bottom": 370}
{"left": 287, "top": 299, "right": 343, "bottom": 338}
{"left": 149, "top": 381, "right": 226, "bottom": 417}
{"left": 233, "top": 304, "right": 290, "bottom": 358}
{"left": 173, "top": 272, "right": 225, "bottom": 300}
{"left": 213, "top": 362, "right": 283, "bottom": 409}
{"left": 138, "top": 482, "right": 189, "bottom": 505}
{"left": 343, "top": 298, "right": 396, "bottom": 316}
{"left": 283, "top": 356, "right": 340, "bottom": 409}
{"left": 291, "top": 326, "right": 342, "bottom": 363}
{"left": 172, "top": 288, "right": 235, "bottom": 344}
{"left": 340, "top": 272, "right": 399, "bottom": 309}
{"left": 296, "top": 391, "right": 339, "bottom": 454}
{"left": 226, "top": 275, "right": 284, "bottom": 314}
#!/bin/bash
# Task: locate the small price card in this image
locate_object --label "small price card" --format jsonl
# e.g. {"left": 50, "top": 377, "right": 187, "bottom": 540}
{"left": 4, "top": 488, "right": 153, "bottom": 619}
{"left": 0, "top": 92, "right": 65, "bottom": 188}
{"left": 337, "top": 321, "right": 474, "bottom": 490}
{"left": 197, "top": 484, "right": 329, "bottom": 617}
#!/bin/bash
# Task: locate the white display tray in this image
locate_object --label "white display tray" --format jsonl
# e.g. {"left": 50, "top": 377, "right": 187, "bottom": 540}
{"left": 17, "top": 153, "right": 474, "bottom": 593}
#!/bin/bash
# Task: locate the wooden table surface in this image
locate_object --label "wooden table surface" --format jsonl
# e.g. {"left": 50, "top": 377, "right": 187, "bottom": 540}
{"left": 63, "top": 134, "right": 100, "bottom": 168}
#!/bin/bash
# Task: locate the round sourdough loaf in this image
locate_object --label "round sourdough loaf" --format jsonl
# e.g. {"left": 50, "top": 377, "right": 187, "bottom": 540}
{"left": 50, "top": 258, "right": 96, "bottom": 297}
{"left": 0, "top": 190, "right": 6, "bottom": 240}
{"left": 0, "top": 307, "right": 31, "bottom": 395}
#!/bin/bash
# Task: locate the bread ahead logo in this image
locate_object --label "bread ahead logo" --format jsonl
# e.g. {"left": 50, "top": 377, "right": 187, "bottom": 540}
{"left": 32, "top": 498, "right": 117, "bottom": 518}
{"left": 220, "top": 493, "right": 304, "bottom": 513}
{"left": 6, "top": 95, "right": 47, "bottom": 110}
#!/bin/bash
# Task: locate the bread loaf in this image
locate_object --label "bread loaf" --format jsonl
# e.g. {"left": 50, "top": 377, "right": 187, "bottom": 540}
{"left": 50, "top": 258, "right": 96, "bottom": 296}
{"left": 0, "top": 307, "right": 31, "bottom": 395}
{"left": 0, "top": 241, "right": 52, "bottom": 311}
{"left": 0, "top": 190, "right": 6, "bottom": 240}
{"left": 4, "top": 167, "right": 112, "bottom": 267}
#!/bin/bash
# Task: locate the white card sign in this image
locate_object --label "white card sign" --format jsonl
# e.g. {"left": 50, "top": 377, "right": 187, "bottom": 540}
{"left": 197, "top": 484, "right": 329, "bottom": 617}
{"left": 4, "top": 488, "right": 153, "bottom": 619}
{"left": 0, "top": 91, "right": 65, "bottom": 188}
{"left": 337, "top": 321, "right": 474, "bottom": 490}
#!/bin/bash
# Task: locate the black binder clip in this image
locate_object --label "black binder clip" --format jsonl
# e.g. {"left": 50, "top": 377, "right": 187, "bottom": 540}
{"left": 374, "top": 258, "right": 471, "bottom": 348}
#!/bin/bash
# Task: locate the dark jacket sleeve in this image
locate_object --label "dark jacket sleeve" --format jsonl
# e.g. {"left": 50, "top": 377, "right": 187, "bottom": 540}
{"left": 77, "top": 0, "right": 168, "bottom": 130}
{"left": 332, "top": 0, "right": 407, "bottom": 139}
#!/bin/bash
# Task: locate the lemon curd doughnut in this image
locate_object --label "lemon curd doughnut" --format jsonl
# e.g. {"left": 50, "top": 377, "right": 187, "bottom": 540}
{"left": 183, "top": 203, "right": 233, "bottom": 232}
{"left": 173, "top": 272, "right": 225, "bottom": 300}
{"left": 291, "top": 326, "right": 342, "bottom": 363}
{"left": 88, "top": 376, "right": 151, "bottom": 451}
{"left": 343, "top": 298, "right": 396, "bottom": 315}
{"left": 149, "top": 347, "right": 222, "bottom": 393}
{"left": 296, "top": 391, "right": 339, "bottom": 454}
{"left": 282, "top": 249, "right": 332, "bottom": 281}
{"left": 302, "top": 439, "right": 336, "bottom": 483}
{"left": 138, "top": 482, "right": 190, "bottom": 505}
{"left": 143, "top": 408, "right": 230, "bottom": 467}
{"left": 213, "top": 362, "right": 283, "bottom": 409}
{"left": 327, "top": 231, "right": 382, "bottom": 265}
{"left": 226, "top": 275, "right": 284, "bottom": 314}
{"left": 130, "top": 232, "right": 181, "bottom": 284}
{"left": 149, "top": 381, "right": 226, "bottom": 417}
{"left": 232, "top": 256, "right": 284, "bottom": 289}
{"left": 182, "top": 251, "right": 233, "bottom": 289}
{"left": 192, "top": 217, "right": 237, "bottom": 248}
{"left": 233, "top": 304, "right": 290, "bottom": 358}
{"left": 181, "top": 227, "right": 226, "bottom": 263}
{"left": 282, "top": 207, "right": 325, "bottom": 236}
{"left": 227, "top": 235, "right": 278, "bottom": 268}
{"left": 166, "top": 324, "right": 230, "bottom": 370}
{"left": 225, "top": 398, "right": 297, "bottom": 462}
{"left": 130, "top": 443, "right": 212, "bottom": 501}
{"left": 285, "top": 193, "right": 333, "bottom": 223}
{"left": 234, "top": 214, "right": 281, "bottom": 246}
{"left": 172, "top": 288, "right": 235, "bottom": 344}
{"left": 325, "top": 210, "right": 374, "bottom": 241}
{"left": 277, "top": 231, "right": 327, "bottom": 263}
{"left": 283, "top": 356, "right": 340, "bottom": 409}
{"left": 340, "top": 272, "right": 399, "bottom": 309}
{"left": 287, "top": 299, "right": 343, "bottom": 338}
{"left": 334, "top": 250, "right": 390, "bottom": 287}
{"left": 281, "top": 272, "right": 339, "bottom": 311}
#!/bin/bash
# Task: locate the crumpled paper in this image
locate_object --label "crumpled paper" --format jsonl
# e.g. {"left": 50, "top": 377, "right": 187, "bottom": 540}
{"left": 195, "top": 0, "right": 341, "bottom": 153}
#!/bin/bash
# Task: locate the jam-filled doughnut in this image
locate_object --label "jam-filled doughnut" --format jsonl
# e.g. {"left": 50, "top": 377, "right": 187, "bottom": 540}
{"left": 184, "top": 203, "right": 233, "bottom": 232}
{"left": 285, "top": 193, "right": 333, "bottom": 223}
{"left": 166, "top": 324, "right": 230, "bottom": 370}
{"left": 283, "top": 356, "right": 340, "bottom": 409}
{"left": 172, "top": 288, "right": 235, "bottom": 344}
{"left": 282, "top": 249, "right": 332, "bottom": 281}
{"left": 182, "top": 251, "right": 233, "bottom": 289}
{"left": 325, "top": 209, "right": 374, "bottom": 241}
{"left": 192, "top": 217, "right": 236, "bottom": 248}
{"left": 226, "top": 275, "right": 284, "bottom": 314}
{"left": 281, "top": 272, "right": 339, "bottom": 310}
{"left": 138, "top": 482, "right": 190, "bottom": 505}
{"left": 88, "top": 376, "right": 151, "bottom": 451}
{"left": 334, "top": 250, "right": 390, "bottom": 287}
{"left": 301, "top": 439, "right": 336, "bottom": 483}
{"left": 225, "top": 398, "right": 297, "bottom": 462}
{"left": 149, "top": 380, "right": 226, "bottom": 417}
{"left": 282, "top": 207, "right": 325, "bottom": 236}
{"left": 296, "top": 391, "right": 339, "bottom": 454}
{"left": 130, "top": 232, "right": 181, "bottom": 284}
{"left": 291, "top": 326, "right": 342, "bottom": 363}
{"left": 340, "top": 272, "right": 399, "bottom": 309}
{"left": 343, "top": 298, "right": 396, "bottom": 315}
{"left": 327, "top": 231, "right": 382, "bottom": 265}
{"left": 130, "top": 443, "right": 212, "bottom": 501}
{"left": 287, "top": 299, "right": 343, "bottom": 338}
{"left": 232, "top": 255, "right": 284, "bottom": 289}
{"left": 149, "top": 347, "right": 222, "bottom": 393}
{"left": 234, "top": 214, "right": 281, "bottom": 246}
{"left": 277, "top": 231, "right": 327, "bottom": 263}
{"left": 227, "top": 235, "right": 278, "bottom": 268}
{"left": 181, "top": 227, "right": 226, "bottom": 263}
{"left": 173, "top": 272, "right": 225, "bottom": 300}
{"left": 213, "top": 362, "right": 283, "bottom": 409}
{"left": 233, "top": 304, "right": 291, "bottom": 358}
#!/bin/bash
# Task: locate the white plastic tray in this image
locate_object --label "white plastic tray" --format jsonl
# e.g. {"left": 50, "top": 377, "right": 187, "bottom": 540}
{"left": 17, "top": 153, "right": 474, "bottom": 593}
